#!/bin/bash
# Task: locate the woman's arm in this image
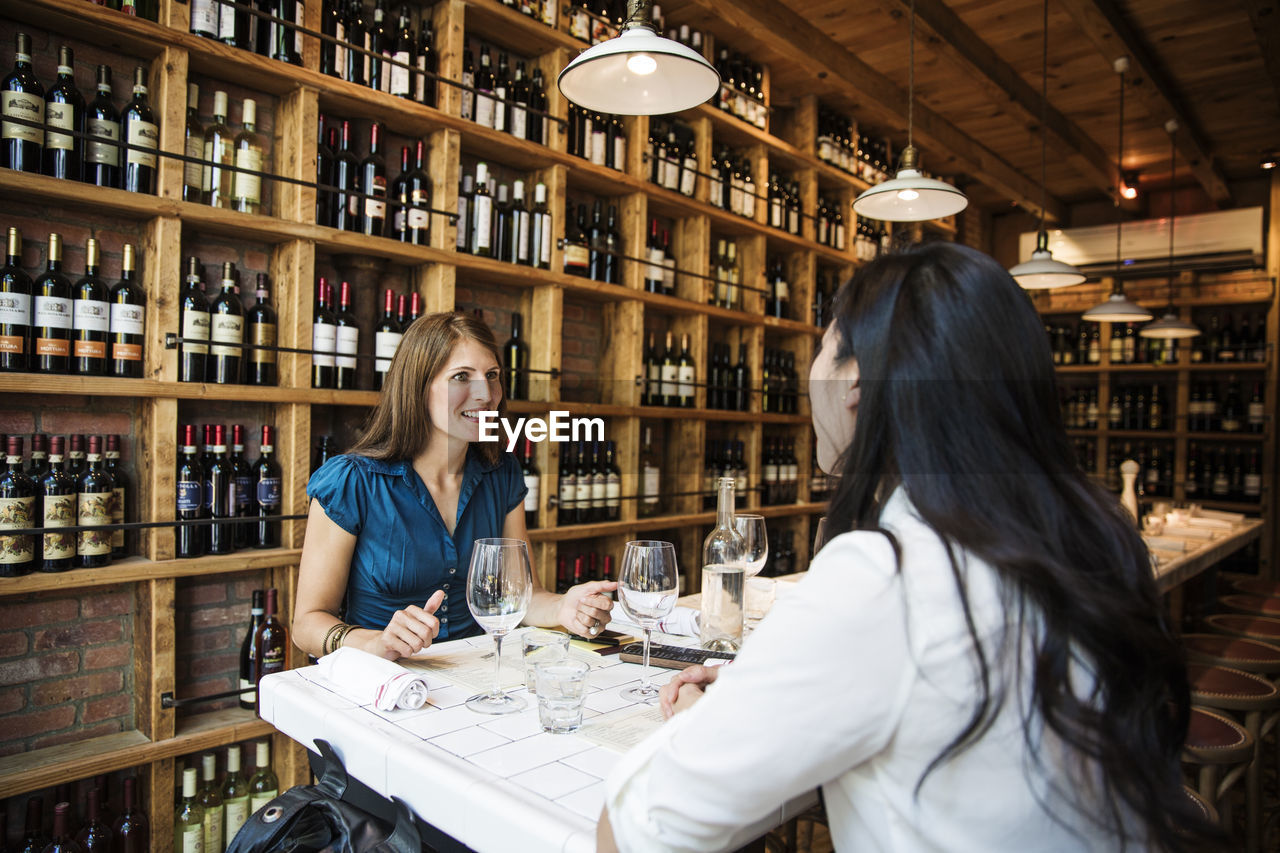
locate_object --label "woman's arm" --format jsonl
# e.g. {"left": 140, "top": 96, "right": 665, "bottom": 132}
{"left": 501, "top": 505, "right": 617, "bottom": 636}
{"left": 294, "top": 499, "right": 445, "bottom": 660}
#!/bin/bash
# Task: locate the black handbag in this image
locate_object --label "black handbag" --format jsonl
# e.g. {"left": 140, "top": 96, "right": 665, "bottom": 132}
{"left": 226, "top": 739, "right": 423, "bottom": 853}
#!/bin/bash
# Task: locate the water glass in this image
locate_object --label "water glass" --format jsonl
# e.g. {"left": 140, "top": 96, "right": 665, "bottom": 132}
{"left": 522, "top": 630, "right": 570, "bottom": 693}
{"left": 745, "top": 576, "right": 776, "bottom": 623}
{"left": 535, "top": 659, "right": 590, "bottom": 734}
{"left": 733, "top": 514, "right": 768, "bottom": 578}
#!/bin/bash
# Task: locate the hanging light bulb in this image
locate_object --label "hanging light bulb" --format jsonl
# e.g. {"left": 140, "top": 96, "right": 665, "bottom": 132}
{"left": 1009, "top": 0, "right": 1085, "bottom": 289}
{"left": 557, "top": 0, "right": 720, "bottom": 115}
{"left": 1082, "top": 57, "right": 1151, "bottom": 324}
{"left": 1140, "top": 120, "right": 1200, "bottom": 340}
{"left": 852, "top": 0, "right": 968, "bottom": 223}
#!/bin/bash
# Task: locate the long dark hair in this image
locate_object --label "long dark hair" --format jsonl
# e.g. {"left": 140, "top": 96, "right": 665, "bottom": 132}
{"left": 821, "top": 243, "right": 1218, "bottom": 850}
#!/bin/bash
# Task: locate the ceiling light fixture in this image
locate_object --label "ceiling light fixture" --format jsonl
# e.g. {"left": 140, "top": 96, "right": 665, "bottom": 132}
{"left": 1261, "top": 153, "right": 1278, "bottom": 170}
{"left": 1083, "top": 57, "right": 1152, "bottom": 323}
{"left": 557, "top": 0, "right": 720, "bottom": 115}
{"left": 851, "top": 0, "right": 968, "bottom": 222}
{"left": 1009, "top": 0, "right": 1085, "bottom": 289}
{"left": 1120, "top": 171, "right": 1139, "bottom": 200}
{"left": 1140, "top": 120, "right": 1200, "bottom": 340}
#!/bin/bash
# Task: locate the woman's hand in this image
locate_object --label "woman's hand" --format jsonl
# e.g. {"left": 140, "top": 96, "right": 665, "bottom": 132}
{"left": 557, "top": 581, "right": 618, "bottom": 638}
{"left": 360, "top": 590, "right": 446, "bottom": 660}
{"left": 659, "top": 664, "right": 723, "bottom": 720}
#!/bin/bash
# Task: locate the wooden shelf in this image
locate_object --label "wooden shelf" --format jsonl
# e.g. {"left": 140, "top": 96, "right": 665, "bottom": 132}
{"left": 0, "top": 550, "right": 302, "bottom": 597}
{"left": 527, "top": 502, "right": 827, "bottom": 542}
{"left": 1109, "top": 430, "right": 1178, "bottom": 440}
{"left": 0, "top": 708, "right": 274, "bottom": 799}
{"left": 462, "top": 0, "right": 580, "bottom": 53}
{"left": 0, "top": 374, "right": 380, "bottom": 406}
{"left": 1186, "top": 432, "right": 1269, "bottom": 442}
{"left": 1196, "top": 499, "right": 1264, "bottom": 513}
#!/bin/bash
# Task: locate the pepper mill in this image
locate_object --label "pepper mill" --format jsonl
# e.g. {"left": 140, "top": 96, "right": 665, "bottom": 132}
{"left": 1120, "top": 459, "right": 1140, "bottom": 524}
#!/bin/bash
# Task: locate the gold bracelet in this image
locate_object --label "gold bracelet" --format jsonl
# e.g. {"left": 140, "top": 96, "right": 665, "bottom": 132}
{"left": 322, "top": 622, "right": 349, "bottom": 655}
{"left": 333, "top": 623, "right": 354, "bottom": 652}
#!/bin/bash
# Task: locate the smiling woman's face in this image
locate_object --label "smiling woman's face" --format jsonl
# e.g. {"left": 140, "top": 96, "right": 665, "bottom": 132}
{"left": 809, "top": 325, "right": 860, "bottom": 475}
{"left": 426, "top": 337, "right": 503, "bottom": 442}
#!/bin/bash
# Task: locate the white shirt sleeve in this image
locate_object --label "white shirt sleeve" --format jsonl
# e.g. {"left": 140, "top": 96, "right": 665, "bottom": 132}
{"left": 603, "top": 531, "right": 920, "bottom": 853}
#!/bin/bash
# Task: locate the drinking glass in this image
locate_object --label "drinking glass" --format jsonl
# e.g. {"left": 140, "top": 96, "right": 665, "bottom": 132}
{"left": 733, "top": 515, "right": 768, "bottom": 578}
{"left": 617, "top": 540, "right": 679, "bottom": 703}
{"left": 465, "top": 538, "right": 533, "bottom": 714}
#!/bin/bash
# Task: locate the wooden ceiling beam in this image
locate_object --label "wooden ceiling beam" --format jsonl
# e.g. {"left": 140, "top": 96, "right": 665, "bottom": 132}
{"left": 1057, "top": 0, "right": 1233, "bottom": 205}
{"left": 686, "top": 0, "right": 1067, "bottom": 222}
{"left": 878, "top": 0, "right": 1117, "bottom": 200}
{"left": 1241, "top": 0, "right": 1280, "bottom": 114}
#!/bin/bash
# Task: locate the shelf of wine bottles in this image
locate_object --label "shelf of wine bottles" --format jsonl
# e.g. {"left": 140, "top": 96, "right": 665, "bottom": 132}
{"left": 173, "top": 738, "right": 280, "bottom": 853}
{"left": 5, "top": 774, "right": 150, "bottom": 852}
{"left": 175, "top": 422, "right": 284, "bottom": 559}
{"left": 455, "top": 158, "right": 553, "bottom": 267}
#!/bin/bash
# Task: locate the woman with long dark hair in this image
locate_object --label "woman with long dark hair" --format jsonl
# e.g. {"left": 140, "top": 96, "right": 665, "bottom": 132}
{"left": 598, "top": 244, "right": 1218, "bottom": 851}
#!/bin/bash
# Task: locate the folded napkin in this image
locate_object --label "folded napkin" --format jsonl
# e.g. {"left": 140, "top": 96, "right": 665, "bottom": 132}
{"left": 1161, "top": 525, "right": 1217, "bottom": 540}
{"left": 1185, "top": 516, "right": 1234, "bottom": 530}
{"left": 317, "top": 647, "right": 429, "bottom": 711}
{"left": 609, "top": 605, "right": 702, "bottom": 638}
{"left": 1197, "top": 509, "right": 1246, "bottom": 524}
{"left": 1142, "top": 535, "right": 1188, "bottom": 552}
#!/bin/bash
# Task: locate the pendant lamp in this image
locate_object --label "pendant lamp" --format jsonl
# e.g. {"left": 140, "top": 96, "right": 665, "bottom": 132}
{"left": 557, "top": 0, "right": 720, "bottom": 115}
{"left": 1140, "top": 120, "right": 1200, "bottom": 339}
{"left": 1009, "top": 0, "right": 1085, "bottom": 289}
{"left": 852, "top": 0, "right": 968, "bottom": 222}
{"left": 1082, "top": 58, "right": 1152, "bottom": 323}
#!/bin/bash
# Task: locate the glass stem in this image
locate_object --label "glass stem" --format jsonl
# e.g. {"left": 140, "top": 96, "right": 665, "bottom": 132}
{"left": 492, "top": 634, "right": 503, "bottom": 698}
{"left": 640, "top": 626, "right": 653, "bottom": 692}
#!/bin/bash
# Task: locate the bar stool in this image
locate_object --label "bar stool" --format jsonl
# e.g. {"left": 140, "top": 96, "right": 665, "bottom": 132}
{"left": 1204, "top": 614, "right": 1280, "bottom": 645}
{"left": 1182, "top": 634, "right": 1280, "bottom": 678}
{"left": 1188, "top": 664, "right": 1280, "bottom": 852}
{"left": 1184, "top": 784, "right": 1220, "bottom": 827}
{"left": 1183, "top": 705, "right": 1253, "bottom": 834}
{"left": 1219, "top": 595, "right": 1280, "bottom": 619}
{"left": 1226, "top": 577, "right": 1280, "bottom": 598}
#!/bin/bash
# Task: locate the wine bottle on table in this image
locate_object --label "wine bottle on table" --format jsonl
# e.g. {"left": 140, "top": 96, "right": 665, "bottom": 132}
{"left": 73, "top": 237, "right": 110, "bottom": 376}
{"left": 41, "top": 435, "right": 76, "bottom": 572}
{"left": 701, "top": 476, "right": 745, "bottom": 652}
{"left": 109, "top": 243, "right": 145, "bottom": 378}
{"left": 0, "top": 435, "right": 36, "bottom": 578}
{"left": 245, "top": 274, "right": 277, "bottom": 386}
{"left": 2, "top": 33, "right": 45, "bottom": 174}
{"left": 312, "top": 278, "right": 337, "bottom": 388}
{"left": 253, "top": 426, "right": 281, "bottom": 548}
{"left": 174, "top": 768, "right": 204, "bottom": 853}
{"left": 0, "top": 226, "right": 32, "bottom": 372}
{"left": 77, "top": 435, "right": 114, "bottom": 569}
{"left": 198, "top": 753, "right": 224, "bottom": 852}
{"left": 209, "top": 262, "right": 244, "bottom": 384}
{"left": 104, "top": 434, "right": 128, "bottom": 559}
{"left": 249, "top": 741, "right": 280, "bottom": 811}
{"left": 222, "top": 745, "right": 250, "bottom": 844}
{"left": 176, "top": 424, "right": 205, "bottom": 559}
{"left": 180, "top": 257, "right": 210, "bottom": 382}
{"left": 374, "top": 288, "right": 402, "bottom": 390}
{"left": 75, "top": 788, "right": 111, "bottom": 852}
{"left": 44, "top": 45, "right": 84, "bottom": 182}
{"left": 121, "top": 66, "right": 158, "bottom": 194}
{"left": 208, "top": 424, "right": 234, "bottom": 555}
{"left": 230, "top": 424, "right": 253, "bottom": 550}
{"left": 34, "top": 232, "right": 73, "bottom": 374}
{"left": 239, "top": 589, "right": 265, "bottom": 709}
{"left": 504, "top": 312, "right": 529, "bottom": 400}
{"left": 112, "top": 777, "right": 149, "bottom": 853}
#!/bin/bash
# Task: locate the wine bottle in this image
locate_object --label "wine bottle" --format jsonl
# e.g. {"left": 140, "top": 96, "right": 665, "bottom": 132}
{"left": 510, "top": 61, "right": 529, "bottom": 140}
{"left": 659, "top": 330, "right": 678, "bottom": 407}
{"left": 121, "top": 67, "right": 158, "bottom": 194}
{"left": 2, "top": 33, "right": 44, "bottom": 174}
{"left": 702, "top": 476, "right": 745, "bottom": 651}
{"left": 176, "top": 424, "right": 205, "bottom": 559}
{"left": 588, "top": 441, "right": 605, "bottom": 523}
{"left": 604, "top": 440, "right": 621, "bottom": 521}
{"left": 72, "top": 238, "right": 110, "bottom": 376}
{"left": 248, "top": 740, "right": 280, "bottom": 811}
{"left": 232, "top": 99, "right": 264, "bottom": 214}
{"left": 175, "top": 768, "right": 205, "bottom": 853}
{"left": 254, "top": 588, "right": 288, "bottom": 685}
{"left": 202, "top": 91, "right": 234, "bottom": 209}
{"left": 520, "top": 437, "right": 539, "bottom": 529}
{"left": 0, "top": 226, "right": 32, "bottom": 371}
{"left": 733, "top": 343, "right": 749, "bottom": 412}
{"left": 268, "top": 0, "right": 304, "bottom": 65}
{"left": 661, "top": 229, "right": 675, "bottom": 296}
{"left": 493, "top": 52, "right": 510, "bottom": 134}
{"left": 77, "top": 435, "right": 114, "bottom": 569}
{"left": 112, "top": 777, "right": 149, "bottom": 853}
{"left": 603, "top": 204, "right": 621, "bottom": 284}
{"left": 67, "top": 433, "right": 86, "bottom": 478}
{"left": 209, "top": 262, "right": 244, "bottom": 384}
{"left": 222, "top": 745, "right": 250, "bottom": 844}
{"left": 587, "top": 201, "right": 605, "bottom": 281}
{"left": 33, "top": 232, "right": 73, "bottom": 374}
{"left": 0, "top": 435, "right": 36, "bottom": 577}
{"left": 207, "top": 424, "right": 234, "bottom": 555}
{"left": 104, "top": 434, "right": 128, "bottom": 559}
{"left": 1249, "top": 382, "right": 1265, "bottom": 434}
{"left": 393, "top": 139, "right": 430, "bottom": 244}
{"left": 334, "top": 280, "right": 360, "bottom": 390}
{"left": 179, "top": 257, "right": 210, "bottom": 382}
{"left": 374, "top": 288, "right": 402, "bottom": 390}
{"left": 35, "top": 433, "right": 72, "bottom": 565}
{"left": 557, "top": 442, "right": 575, "bottom": 525}
{"left": 197, "top": 753, "right": 225, "bottom": 852}
{"left": 504, "top": 312, "right": 529, "bottom": 400}
{"left": 181, "top": 83, "right": 204, "bottom": 202}
{"left": 230, "top": 425, "right": 252, "bottom": 550}
{"left": 408, "top": 290, "right": 422, "bottom": 323}
{"left": 315, "top": 117, "right": 334, "bottom": 225}
{"left": 474, "top": 46, "right": 496, "bottom": 128}
{"left": 358, "top": 123, "right": 387, "bottom": 236}
{"left": 677, "top": 332, "right": 695, "bottom": 408}
{"left": 43, "top": 801, "right": 81, "bottom": 853}
{"left": 530, "top": 183, "right": 551, "bottom": 270}
{"left": 75, "top": 788, "right": 111, "bottom": 852}
{"left": 44, "top": 45, "right": 84, "bottom": 182}
{"left": 253, "top": 427, "right": 281, "bottom": 549}
{"left": 245, "top": 274, "right": 277, "bottom": 386}
{"left": 26, "top": 433, "right": 47, "bottom": 480}
{"left": 493, "top": 184, "right": 512, "bottom": 262}
{"left": 639, "top": 426, "right": 661, "bottom": 517}
{"left": 511, "top": 181, "right": 531, "bottom": 265}
{"left": 108, "top": 243, "right": 145, "bottom": 378}
{"left": 333, "top": 120, "right": 359, "bottom": 231}
{"left": 470, "top": 163, "right": 493, "bottom": 257}
{"left": 19, "top": 796, "right": 48, "bottom": 853}
{"left": 84, "top": 65, "right": 121, "bottom": 189}
{"left": 574, "top": 439, "right": 592, "bottom": 524}
{"left": 563, "top": 202, "right": 589, "bottom": 276}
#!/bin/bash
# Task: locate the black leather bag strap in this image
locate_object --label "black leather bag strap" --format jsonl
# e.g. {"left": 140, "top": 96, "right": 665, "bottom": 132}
{"left": 313, "top": 738, "right": 350, "bottom": 800}
{"left": 383, "top": 798, "right": 424, "bottom": 853}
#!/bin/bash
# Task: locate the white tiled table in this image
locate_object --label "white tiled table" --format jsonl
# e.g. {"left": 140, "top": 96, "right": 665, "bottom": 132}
{"left": 259, "top": 633, "right": 818, "bottom": 853}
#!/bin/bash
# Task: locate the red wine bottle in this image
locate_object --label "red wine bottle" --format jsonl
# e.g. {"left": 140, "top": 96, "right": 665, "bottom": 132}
{"left": 0, "top": 435, "right": 37, "bottom": 577}
{"left": 74, "top": 788, "right": 112, "bottom": 852}
{"left": 41, "top": 436, "right": 76, "bottom": 572}
{"left": 104, "top": 434, "right": 128, "bottom": 559}
{"left": 33, "top": 232, "right": 73, "bottom": 374}
{"left": 111, "top": 778, "right": 149, "bottom": 853}
{"left": 43, "top": 45, "right": 83, "bottom": 182}
{"left": 84, "top": 65, "right": 120, "bottom": 189}
{"left": 207, "top": 424, "right": 234, "bottom": 555}
{"left": 109, "top": 243, "right": 145, "bottom": 378}
{"left": 254, "top": 587, "right": 289, "bottom": 691}
{"left": 239, "top": 588, "right": 265, "bottom": 709}
{"left": 0, "top": 226, "right": 32, "bottom": 372}
{"left": 45, "top": 801, "right": 82, "bottom": 853}
{"left": 253, "top": 425, "right": 282, "bottom": 548}
{"left": 408, "top": 291, "right": 422, "bottom": 324}
{"left": 333, "top": 120, "right": 359, "bottom": 231}
{"left": 311, "top": 278, "right": 336, "bottom": 389}
{"left": 72, "top": 237, "right": 110, "bottom": 376}
{"left": 245, "top": 273, "right": 278, "bottom": 386}
{"left": 2, "top": 33, "right": 45, "bottom": 174}
{"left": 121, "top": 66, "right": 158, "bottom": 195}
{"left": 357, "top": 122, "right": 387, "bottom": 237}
{"left": 334, "top": 280, "right": 360, "bottom": 390}
{"left": 176, "top": 424, "right": 205, "bottom": 558}
{"left": 230, "top": 424, "right": 253, "bottom": 550}
{"left": 77, "top": 435, "right": 114, "bottom": 569}
{"left": 373, "top": 288, "right": 402, "bottom": 391}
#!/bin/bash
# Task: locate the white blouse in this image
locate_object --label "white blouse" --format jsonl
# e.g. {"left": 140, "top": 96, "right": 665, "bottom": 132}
{"left": 604, "top": 489, "right": 1137, "bottom": 852}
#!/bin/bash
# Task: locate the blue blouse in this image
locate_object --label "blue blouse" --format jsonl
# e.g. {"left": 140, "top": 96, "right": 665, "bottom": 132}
{"left": 306, "top": 449, "right": 528, "bottom": 640}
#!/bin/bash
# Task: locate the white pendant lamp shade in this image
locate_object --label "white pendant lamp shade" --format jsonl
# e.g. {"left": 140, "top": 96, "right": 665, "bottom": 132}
{"left": 1081, "top": 291, "right": 1153, "bottom": 323}
{"left": 1138, "top": 122, "right": 1200, "bottom": 341}
{"left": 852, "top": 149, "right": 969, "bottom": 221}
{"left": 1139, "top": 310, "right": 1200, "bottom": 339}
{"left": 1010, "top": 231, "right": 1087, "bottom": 289}
{"left": 557, "top": 25, "right": 720, "bottom": 115}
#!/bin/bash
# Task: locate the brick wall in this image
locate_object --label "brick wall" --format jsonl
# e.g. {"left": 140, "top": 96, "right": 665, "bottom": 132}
{"left": 175, "top": 572, "right": 259, "bottom": 717}
{"left": 559, "top": 299, "right": 604, "bottom": 403}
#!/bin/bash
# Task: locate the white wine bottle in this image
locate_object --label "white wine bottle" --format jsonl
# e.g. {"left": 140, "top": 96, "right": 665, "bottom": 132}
{"left": 174, "top": 767, "right": 205, "bottom": 853}
{"left": 221, "top": 745, "right": 250, "bottom": 849}
{"left": 198, "top": 753, "right": 224, "bottom": 852}
{"left": 248, "top": 740, "right": 279, "bottom": 812}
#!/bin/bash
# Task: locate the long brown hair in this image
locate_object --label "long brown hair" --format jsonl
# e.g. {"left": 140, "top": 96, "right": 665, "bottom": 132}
{"left": 349, "top": 311, "right": 505, "bottom": 466}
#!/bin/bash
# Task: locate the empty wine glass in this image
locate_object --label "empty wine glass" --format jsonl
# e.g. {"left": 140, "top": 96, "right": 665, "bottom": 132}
{"left": 465, "top": 538, "right": 533, "bottom": 714}
{"left": 618, "top": 540, "right": 679, "bottom": 703}
{"left": 733, "top": 515, "right": 768, "bottom": 578}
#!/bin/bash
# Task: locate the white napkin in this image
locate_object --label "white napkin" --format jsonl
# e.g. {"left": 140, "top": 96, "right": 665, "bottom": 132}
{"left": 317, "top": 647, "right": 429, "bottom": 711}
{"left": 609, "top": 606, "right": 702, "bottom": 638}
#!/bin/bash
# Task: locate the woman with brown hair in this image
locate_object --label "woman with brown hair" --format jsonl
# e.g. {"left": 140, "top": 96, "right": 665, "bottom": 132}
{"left": 293, "top": 311, "right": 615, "bottom": 661}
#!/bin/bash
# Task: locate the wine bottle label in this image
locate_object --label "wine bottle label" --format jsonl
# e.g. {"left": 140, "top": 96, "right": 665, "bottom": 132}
{"left": 224, "top": 797, "right": 250, "bottom": 840}
{"left": 86, "top": 117, "right": 121, "bottom": 166}
{"left": 0, "top": 496, "right": 34, "bottom": 565}
{"left": 539, "top": 218, "right": 552, "bottom": 266}
{"left": 1249, "top": 403, "right": 1264, "bottom": 424}
{"left": 110, "top": 302, "right": 145, "bottom": 337}
{"left": 575, "top": 479, "right": 591, "bottom": 506}
{"left": 460, "top": 72, "right": 474, "bottom": 120}
{"left": 250, "top": 790, "right": 278, "bottom": 812}
{"left": 336, "top": 325, "right": 359, "bottom": 369}
{"left": 590, "top": 475, "right": 605, "bottom": 507}
{"left": 184, "top": 131, "right": 204, "bottom": 189}
{"left": 2, "top": 91, "right": 45, "bottom": 144}
{"left": 233, "top": 147, "right": 263, "bottom": 205}
{"left": 559, "top": 475, "right": 575, "bottom": 509}
{"left": 516, "top": 213, "right": 530, "bottom": 262}
{"left": 590, "top": 131, "right": 606, "bottom": 166}
{"left": 663, "top": 160, "right": 679, "bottom": 191}
{"left": 677, "top": 364, "right": 695, "bottom": 398}
{"left": 0, "top": 291, "right": 30, "bottom": 326}
{"left": 312, "top": 323, "right": 336, "bottom": 367}
{"left": 250, "top": 322, "right": 277, "bottom": 364}
{"left": 234, "top": 475, "right": 251, "bottom": 510}
{"left": 541, "top": 0, "right": 555, "bottom": 25}
{"left": 662, "top": 260, "right": 675, "bottom": 291}
{"left": 364, "top": 177, "right": 387, "bottom": 219}
{"left": 511, "top": 106, "right": 527, "bottom": 140}
{"left": 660, "top": 363, "right": 678, "bottom": 397}
{"left": 126, "top": 119, "right": 159, "bottom": 168}
{"left": 210, "top": 314, "right": 244, "bottom": 356}
{"left": 642, "top": 465, "right": 659, "bottom": 504}
{"left": 191, "top": 0, "right": 219, "bottom": 32}
{"left": 260, "top": 644, "right": 285, "bottom": 675}
{"left": 42, "top": 493, "right": 75, "bottom": 561}
{"left": 77, "top": 492, "right": 112, "bottom": 556}
{"left": 1222, "top": 417, "right": 1241, "bottom": 432}
{"left": 647, "top": 248, "right": 664, "bottom": 283}
{"left": 523, "top": 475, "right": 539, "bottom": 511}
{"left": 569, "top": 8, "right": 589, "bottom": 39}
{"left": 182, "top": 309, "right": 211, "bottom": 354}
{"left": 74, "top": 298, "right": 110, "bottom": 334}
{"left": 35, "top": 295, "right": 73, "bottom": 330}
{"left": 564, "top": 244, "right": 589, "bottom": 270}
{"left": 374, "top": 330, "right": 402, "bottom": 373}
{"left": 408, "top": 206, "right": 429, "bottom": 230}
{"left": 474, "top": 93, "right": 494, "bottom": 128}
{"left": 110, "top": 485, "right": 125, "bottom": 549}
{"left": 1245, "top": 474, "right": 1262, "bottom": 497}
{"left": 606, "top": 475, "right": 620, "bottom": 508}
{"left": 203, "top": 806, "right": 224, "bottom": 851}
{"left": 45, "top": 99, "right": 76, "bottom": 151}
{"left": 763, "top": 463, "right": 778, "bottom": 483}
{"left": 179, "top": 824, "right": 203, "bottom": 853}
{"left": 177, "top": 480, "right": 202, "bottom": 512}
{"left": 218, "top": 1, "right": 237, "bottom": 39}
{"left": 257, "top": 476, "right": 281, "bottom": 508}
{"left": 473, "top": 198, "right": 493, "bottom": 249}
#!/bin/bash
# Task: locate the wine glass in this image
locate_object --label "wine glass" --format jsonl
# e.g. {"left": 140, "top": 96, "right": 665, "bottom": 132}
{"left": 733, "top": 515, "right": 768, "bottom": 578}
{"left": 465, "top": 538, "right": 533, "bottom": 714}
{"left": 618, "top": 540, "right": 679, "bottom": 703}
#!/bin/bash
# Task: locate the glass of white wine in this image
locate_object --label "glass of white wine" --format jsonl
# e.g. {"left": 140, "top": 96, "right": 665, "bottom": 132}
{"left": 465, "top": 538, "right": 533, "bottom": 714}
{"left": 618, "top": 540, "right": 679, "bottom": 703}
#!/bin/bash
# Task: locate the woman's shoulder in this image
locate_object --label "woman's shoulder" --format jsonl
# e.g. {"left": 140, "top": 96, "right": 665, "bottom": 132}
{"left": 307, "top": 453, "right": 407, "bottom": 492}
